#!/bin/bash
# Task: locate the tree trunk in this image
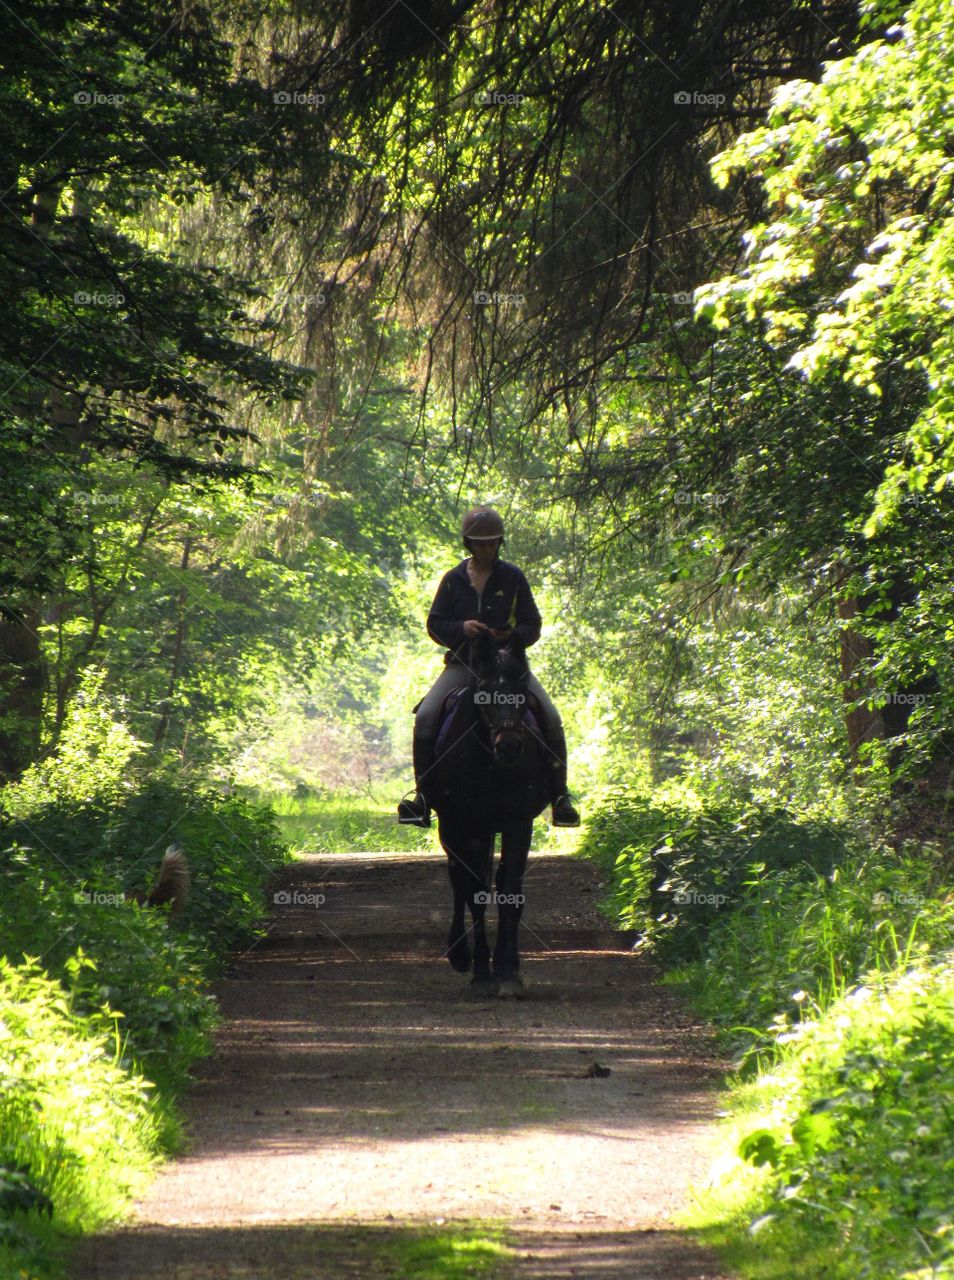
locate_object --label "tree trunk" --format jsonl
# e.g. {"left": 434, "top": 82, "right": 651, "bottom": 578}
{"left": 0, "top": 604, "right": 46, "bottom": 780}
{"left": 834, "top": 562, "right": 937, "bottom": 778}
{"left": 153, "top": 537, "right": 193, "bottom": 748}
{"left": 836, "top": 587, "right": 885, "bottom": 769}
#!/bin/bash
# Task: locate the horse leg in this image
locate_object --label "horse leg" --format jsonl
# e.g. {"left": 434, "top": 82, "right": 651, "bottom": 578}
{"left": 468, "top": 836, "right": 495, "bottom": 993}
{"left": 443, "top": 827, "right": 492, "bottom": 976}
{"left": 445, "top": 860, "right": 472, "bottom": 973}
{"left": 493, "top": 818, "right": 532, "bottom": 996}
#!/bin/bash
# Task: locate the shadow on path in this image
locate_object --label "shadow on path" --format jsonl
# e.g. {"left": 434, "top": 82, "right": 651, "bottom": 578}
{"left": 70, "top": 1221, "right": 727, "bottom": 1279}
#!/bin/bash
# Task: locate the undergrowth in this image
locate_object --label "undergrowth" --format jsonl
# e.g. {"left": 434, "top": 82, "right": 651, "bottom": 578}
{"left": 580, "top": 782, "right": 954, "bottom": 1279}
{"left": 0, "top": 697, "right": 289, "bottom": 1278}
{"left": 688, "top": 959, "right": 954, "bottom": 1279}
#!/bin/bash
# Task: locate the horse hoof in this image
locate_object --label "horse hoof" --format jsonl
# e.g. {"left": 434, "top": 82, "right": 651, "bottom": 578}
{"left": 470, "top": 976, "right": 497, "bottom": 997}
{"left": 496, "top": 977, "right": 525, "bottom": 999}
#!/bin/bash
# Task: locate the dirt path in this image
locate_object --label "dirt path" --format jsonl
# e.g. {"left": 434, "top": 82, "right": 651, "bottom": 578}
{"left": 70, "top": 852, "right": 731, "bottom": 1279}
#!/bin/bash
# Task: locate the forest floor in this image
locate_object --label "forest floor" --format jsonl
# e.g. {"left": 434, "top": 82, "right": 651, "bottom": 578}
{"left": 69, "top": 851, "right": 732, "bottom": 1279}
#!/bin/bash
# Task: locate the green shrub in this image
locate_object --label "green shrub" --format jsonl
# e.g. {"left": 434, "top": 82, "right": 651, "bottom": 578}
{"left": 0, "top": 957, "right": 158, "bottom": 1279}
{"left": 580, "top": 786, "right": 852, "bottom": 964}
{"left": 583, "top": 785, "right": 953, "bottom": 1050}
{"left": 2, "top": 778, "right": 288, "bottom": 947}
{"left": 0, "top": 695, "right": 291, "bottom": 1277}
{"left": 680, "top": 853, "right": 954, "bottom": 1060}
{"left": 583, "top": 784, "right": 954, "bottom": 1280}
{"left": 0, "top": 857, "right": 216, "bottom": 1096}
{"left": 0, "top": 779, "right": 287, "bottom": 1092}
{"left": 703, "top": 957, "right": 954, "bottom": 1280}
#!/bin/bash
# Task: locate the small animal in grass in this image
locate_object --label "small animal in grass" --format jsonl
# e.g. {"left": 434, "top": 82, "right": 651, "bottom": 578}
{"left": 127, "top": 845, "right": 190, "bottom": 918}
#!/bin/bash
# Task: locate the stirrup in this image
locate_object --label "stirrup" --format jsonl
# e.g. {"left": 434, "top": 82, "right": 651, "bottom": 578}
{"left": 397, "top": 791, "right": 431, "bottom": 828}
{"left": 551, "top": 794, "right": 580, "bottom": 827}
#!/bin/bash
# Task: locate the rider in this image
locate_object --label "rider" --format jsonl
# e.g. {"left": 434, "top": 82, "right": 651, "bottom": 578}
{"left": 397, "top": 505, "right": 581, "bottom": 829}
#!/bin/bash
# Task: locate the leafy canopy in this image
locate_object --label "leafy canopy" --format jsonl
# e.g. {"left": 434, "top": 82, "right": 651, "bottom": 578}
{"left": 696, "top": 0, "right": 954, "bottom": 531}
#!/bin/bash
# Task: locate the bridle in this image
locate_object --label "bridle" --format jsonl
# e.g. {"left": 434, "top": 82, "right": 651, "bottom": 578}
{"left": 473, "top": 670, "right": 531, "bottom": 761}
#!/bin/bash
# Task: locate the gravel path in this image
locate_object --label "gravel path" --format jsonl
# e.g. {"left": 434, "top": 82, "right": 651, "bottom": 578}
{"left": 70, "top": 852, "right": 732, "bottom": 1279}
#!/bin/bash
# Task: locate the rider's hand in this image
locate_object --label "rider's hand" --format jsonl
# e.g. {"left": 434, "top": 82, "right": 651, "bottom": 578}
{"left": 463, "top": 619, "right": 489, "bottom": 638}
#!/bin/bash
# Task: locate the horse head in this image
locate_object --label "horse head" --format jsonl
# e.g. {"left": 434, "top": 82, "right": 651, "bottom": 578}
{"left": 471, "top": 630, "right": 531, "bottom": 767}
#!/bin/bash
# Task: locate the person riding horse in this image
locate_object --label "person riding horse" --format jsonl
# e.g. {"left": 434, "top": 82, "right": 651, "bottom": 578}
{"left": 397, "top": 505, "right": 580, "bottom": 829}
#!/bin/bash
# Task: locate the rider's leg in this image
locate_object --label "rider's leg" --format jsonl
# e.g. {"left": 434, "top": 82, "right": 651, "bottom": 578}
{"left": 398, "top": 664, "right": 472, "bottom": 825}
{"left": 525, "top": 675, "right": 580, "bottom": 826}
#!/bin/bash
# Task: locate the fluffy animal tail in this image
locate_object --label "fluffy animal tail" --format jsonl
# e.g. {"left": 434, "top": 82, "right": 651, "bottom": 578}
{"left": 143, "top": 844, "right": 190, "bottom": 917}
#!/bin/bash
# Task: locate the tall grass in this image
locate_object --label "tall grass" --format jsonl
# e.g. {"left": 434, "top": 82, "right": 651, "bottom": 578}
{"left": 261, "top": 789, "right": 433, "bottom": 852}
{"left": 0, "top": 959, "right": 160, "bottom": 1278}
{"left": 687, "top": 957, "right": 954, "bottom": 1280}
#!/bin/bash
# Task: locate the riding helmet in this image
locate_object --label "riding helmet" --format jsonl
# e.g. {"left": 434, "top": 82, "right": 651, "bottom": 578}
{"left": 461, "top": 505, "right": 505, "bottom": 543}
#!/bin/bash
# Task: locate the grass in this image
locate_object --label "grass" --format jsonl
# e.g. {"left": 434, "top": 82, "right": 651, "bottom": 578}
{"left": 253, "top": 787, "right": 581, "bottom": 856}
{"left": 260, "top": 788, "right": 433, "bottom": 853}
{"left": 379, "top": 1222, "right": 514, "bottom": 1279}
{"left": 0, "top": 958, "right": 160, "bottom": 1280}
{"left": 213, "top": 1220, "right": 516, "bottom": 1279}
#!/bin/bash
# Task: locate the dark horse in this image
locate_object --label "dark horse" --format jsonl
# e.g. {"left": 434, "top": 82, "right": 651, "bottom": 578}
{"left": 427, "top": 630, "right": 550, "bottom": 998}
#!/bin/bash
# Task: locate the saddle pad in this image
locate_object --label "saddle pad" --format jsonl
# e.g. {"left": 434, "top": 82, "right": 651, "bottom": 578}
{"left": 434, "top": 686, "right": 469, "bottom": 756}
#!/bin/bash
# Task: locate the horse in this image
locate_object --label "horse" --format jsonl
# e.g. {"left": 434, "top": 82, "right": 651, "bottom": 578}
{"left": 426, "top": 629, "right": 550, "bottom": 998}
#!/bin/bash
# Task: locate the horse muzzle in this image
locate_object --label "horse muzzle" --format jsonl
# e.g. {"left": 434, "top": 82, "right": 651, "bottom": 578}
{"left": 493, "top": 729, "right": 524, "bottom": 766}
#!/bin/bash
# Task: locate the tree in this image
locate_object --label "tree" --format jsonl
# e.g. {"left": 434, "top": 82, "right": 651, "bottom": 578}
{"left": 696, "top": 0, "right": 954, "bottom": 528}
{"left": 687, "top": 0, "right": 954, "bottom": 779}
{"left": 0, "top": 0, "right": 314, "bottom": 775}
{"left": 227, "top": 0, "right": 862, "bottom": 441}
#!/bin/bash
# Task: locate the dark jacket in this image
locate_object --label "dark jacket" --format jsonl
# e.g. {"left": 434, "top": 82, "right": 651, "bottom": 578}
{"left": 427, "top": 558, "right": 542, "bottom": 664}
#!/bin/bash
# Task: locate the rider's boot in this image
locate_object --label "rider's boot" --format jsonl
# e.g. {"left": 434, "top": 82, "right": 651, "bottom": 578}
{"left": 550, "top": 771, "right": 580, "bottom": 827}
{"left": 397, "top": 792, "right": 430, "bottom": 826}
{"left": 544, "top": 720, "right": 580, "bottom": 827}
{"left": 397, "top": 734, "right": 434, "bottom": 828}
